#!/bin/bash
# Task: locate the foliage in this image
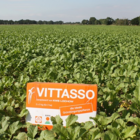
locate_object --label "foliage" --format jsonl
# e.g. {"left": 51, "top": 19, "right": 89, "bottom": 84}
{"left": 81, "top": 20, "right": 89, "bottom": 24}
{"left": 0, "top": 25, "right": 140, "bottom": 139}
{"left": 98, "top": 19, "right": 106, "bottom": 25}
{"left": 0, "top": 19, "right": 63, "bottom": 25}
{"left": 1, "top": 15, "right": 140, "bottom": 25}
{"left": 115, "top": 19, "right": 129, "bottom": 25}
{"left": 104, "top": 17, "right": 114, "bottom": 25}
{"left": 89, "top": 17, "right": 97, "bottom": 25}
{"left": 131, "top": 17, "right": 139, "bottom": 25}
{"left": 95, "top": 20, "right": 101, "bottom": 25}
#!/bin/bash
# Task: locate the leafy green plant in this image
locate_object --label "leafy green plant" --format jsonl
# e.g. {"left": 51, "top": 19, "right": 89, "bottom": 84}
{"left": 0, "top": 25, "right": 140, "bottom": 139}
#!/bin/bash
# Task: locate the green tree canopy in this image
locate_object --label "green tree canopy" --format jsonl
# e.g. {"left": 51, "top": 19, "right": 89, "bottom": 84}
{"left": 81, "top": 19, "right": 89, "bottom": 24}
{"left": 38, "top": 20, "right": 44, "bottom": 24}
{"left": 8, "top": 20, "right": 14, "bottom": 24}
{"left": 105, "top": 17, "right": 114, "bottom": 25}
{"left": 89, "top": 17, "right": 96, "bottom": 24}
{"left": 48, "top": 20, "right": 54, "bottom": 24}
{"left": 99, "top": 19, "right": 106, "bottom": 25}
{"left": 131, "top": 17, "right": 139, "bottom": 25}
{"left": 95, "top": 20, "right": 101, "bottom": 25}
{"left": 115, "top": 19, "right": 129, "bottom": 25}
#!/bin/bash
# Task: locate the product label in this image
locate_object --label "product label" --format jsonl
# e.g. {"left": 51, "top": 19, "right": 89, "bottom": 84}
{"left": 26, "top": 82, "right": 97, "bottom": 129}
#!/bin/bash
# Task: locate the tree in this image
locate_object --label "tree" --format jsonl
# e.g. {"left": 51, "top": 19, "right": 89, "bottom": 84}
{"left": 3, "top": 20, "right": 8, "bottom": 24}
{"left": 123, "top": 19, "right": 129, "bottom": 25}
{"left": 115, "top": 18, "right": 129, "bottom": 25}
{"left": 89, "top": 17, "right": 96, "bottom": 24}
{"left": 54, "top": 21, "right": 63, "bottom": 24}
{"left": 48, "top": 20, "right": 54, "bottom": 24}
{"left": 95, "top": 20, "right": 101, "bottom": 25}
{"left": 18, "top": 19, "right": 24, "bottom": 24}
{"left": 131, "top": 17, "right": 139, "bottom": 25}
{"left": 8, "top": 20, "right": 14, "bottom": 24}
{"left": 139, "top": 16, "right": 140, "bottom": 25}
{"left": 105, "top": 17, "right": 114, "bottom": 25}
{"left": 99, "top": 19, "right": 106, "bottom": 25}
{"left": 0, "top": 20, "right": 4, "bottom": 24}
{"left": 75, "top": 22, "right": 80, "bottom": 24}
{"left": 31, "top": 20, "right": 37, "bottom": 24}
{"left": 81, "top": 20, "right": 88, "bottom": 24}
{"left": 64, "top": 22, "right": 71, "bottom": 24}
{"left": 115, "top": 18, "right": 119, "bottom": 24}
{"left": 23, "top": 19, "right": 30, "bottom": 24}
{"left": 38, "top": 20, "right": 43, "bottom": 24}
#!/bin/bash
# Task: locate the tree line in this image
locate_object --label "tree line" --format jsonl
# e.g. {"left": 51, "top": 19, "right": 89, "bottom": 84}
{"left": 0, "top": 16, "right": 140, "bottom": 25}
{"left": 82, "top": 16, "right": 140, "bottom": 25}
{"left": 0, "top": 19, "right": 80, "bottom": 25}
{"left": 0, "top": 19, "right": 64, "bottom": 25}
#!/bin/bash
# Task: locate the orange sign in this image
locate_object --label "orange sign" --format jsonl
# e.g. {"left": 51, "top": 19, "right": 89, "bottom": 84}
{"left": 35, "top": 116, "right": 42, "bottom": 123}
{"left": 26, "top": 82, "right": 97, "bottom": 129}
{"left": 60, "top": 103, "right": 93, "bottom": 116}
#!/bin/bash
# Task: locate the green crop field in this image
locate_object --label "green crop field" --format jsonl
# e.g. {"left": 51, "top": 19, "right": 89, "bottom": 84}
{"left": 0, "top": 25, "right": 140, "bottom": 140}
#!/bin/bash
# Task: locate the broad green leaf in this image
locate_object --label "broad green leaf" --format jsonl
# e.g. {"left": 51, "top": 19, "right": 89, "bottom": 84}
{"left": 1, "top": 117, "right": 10, "bottom": 132}
{"left": 116, "top": 119, "right": 126, "bottom": 127}
{"left": 27, "top": 125, "right": 38, "bottom": 139}
{"left": 66, "top": 114, "right": 78, "bottom": 127}
{"left": 18, "top": 109, "right": 29, "bottom": 118}
{"left": 9, "top": 121, "right": 21, "bottom": 135}
{"left": 111, "top": 112, "right": 120, "bottom": 120}
{"left": 55, "top": 115, "right": 63, "bottom": 125}
{"left": 127, "top": 117, "right": 140, "bottom": 127}
{"left": 110, "top": 128, "right": 120, "bottom": 137}
{"left": 13, "top": 132, "right": 27, "bottom": 140}
{"left": 83, "top": 121, "right": 93, "bottom": 130}
{"left": 68, "top": 126, "right": 81, "bottom": 140}
{"left": 51, "top": 116, "right": 57, "bottom": 125}
{"left": 100, "top": 117, "right": 112, "bottom": 126}
{"left": 123, "top": 126, "right": 137, "bottom": 138}
{"left": 103, "top": 131, "right": 117, "bottom": 140}
{"left": 134, "top": 79, "right": 140, "bottom": 101}
{"left": 90, "top": 128, "right": 101, "bottom": 139}
{"left": 53, "top": 124, "right": 69, "bottom": 139}
{"left": 39, "top": 130, "right": 55, "bottom": 140}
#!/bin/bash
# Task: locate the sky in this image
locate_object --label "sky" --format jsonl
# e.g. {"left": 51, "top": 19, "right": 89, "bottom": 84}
{"left": 0, "top": 0, "right": 140, "bottom": 22}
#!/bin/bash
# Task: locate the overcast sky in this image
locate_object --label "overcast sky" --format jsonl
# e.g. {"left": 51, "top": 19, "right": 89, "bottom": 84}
{"left": 0, "top": 0, "right": 140, "bottom": 22}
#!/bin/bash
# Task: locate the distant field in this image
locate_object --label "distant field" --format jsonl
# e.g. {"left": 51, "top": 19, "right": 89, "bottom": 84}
{"left": 0, "top": 25, "right": 140, "bottom": 139}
